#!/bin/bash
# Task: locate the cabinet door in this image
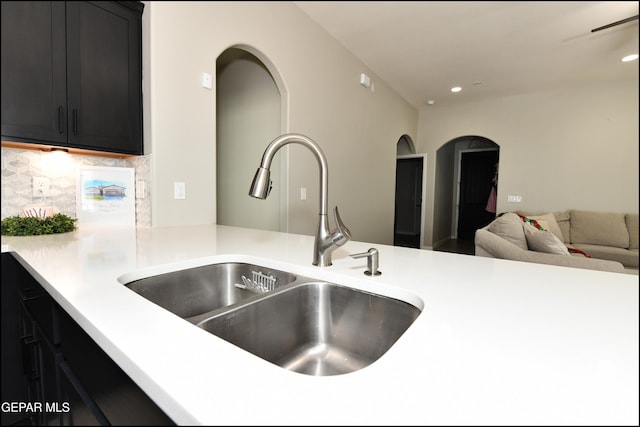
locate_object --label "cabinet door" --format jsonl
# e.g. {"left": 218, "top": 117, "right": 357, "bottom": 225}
{"left": 1, "top": 253, "right": 30, "bottom": 426}
{"left": 1, "top": 1, "right": 67, "bottom": 145}
{"left": 17, "top": 260, "right": 61, "bottom": 347}
{"left": 19, "top": 305, "right": 63, "bottom": 426}
{"left": 66, "top": 1, "right": 143, "bottom": 155}
{"left": 59, "top": 361, "right": 109, "bottom": 426}
{"left": 59, "top": 309, "right": 175, "bottom": 425}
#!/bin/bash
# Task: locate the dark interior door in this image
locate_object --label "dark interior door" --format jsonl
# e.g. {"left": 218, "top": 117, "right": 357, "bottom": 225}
{"left": 394, "top": 157, "right": 423, "bottom": 248}
{"left": 457, "top": 150, "right": 498, "bottom": 240}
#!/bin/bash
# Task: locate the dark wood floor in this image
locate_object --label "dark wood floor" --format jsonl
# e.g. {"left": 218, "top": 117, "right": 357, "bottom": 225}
{"left": 433, "top": 238, "right": 475, "bottom": 255}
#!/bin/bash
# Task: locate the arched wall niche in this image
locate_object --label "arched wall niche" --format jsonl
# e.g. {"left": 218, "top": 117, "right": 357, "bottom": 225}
{"left": 396, "top": 134, "right": 415, "bottom": 156}
{"left": 216, "top": 45, "right": 288, "bottom": 231}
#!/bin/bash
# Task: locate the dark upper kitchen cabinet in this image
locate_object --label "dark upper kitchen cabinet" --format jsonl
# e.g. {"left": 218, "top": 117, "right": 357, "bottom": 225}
{"left": 1, "top": 2, "right": 67, "bottom": 146}
{"left": 1, "top": 1, "right": 144, "bottom": 155}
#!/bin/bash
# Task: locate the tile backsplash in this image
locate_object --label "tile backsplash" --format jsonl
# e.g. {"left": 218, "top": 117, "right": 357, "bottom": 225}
{"left": 1, "top": 147, "right": 151, "bottom": 227}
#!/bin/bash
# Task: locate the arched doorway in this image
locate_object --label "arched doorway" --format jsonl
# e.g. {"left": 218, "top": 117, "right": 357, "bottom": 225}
{"left": 216, "top": 47, "right": 282, "bottom": 231}
{"left": 432, "top": 136, "right": 499, "bottom": 253}
{"left": 393, "top": 135, "right": 426, "bottom": 248}
{"left": 456, "top": 148, "right": 499, "bottom": 239}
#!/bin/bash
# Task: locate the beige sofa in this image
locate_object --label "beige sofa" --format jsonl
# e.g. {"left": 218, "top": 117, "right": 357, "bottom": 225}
{"left": 475, "top": 210, "right": 639, "bottom": 274}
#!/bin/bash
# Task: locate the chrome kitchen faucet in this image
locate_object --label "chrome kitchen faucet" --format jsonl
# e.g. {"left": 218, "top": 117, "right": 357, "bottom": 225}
{"left": 249, "top": 133, "right": 351, "bottom": 267}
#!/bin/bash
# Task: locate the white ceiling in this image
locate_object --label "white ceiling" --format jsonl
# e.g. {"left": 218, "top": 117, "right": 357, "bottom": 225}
{"left": 294, "top": 1, "right": 639, "bottom": 109}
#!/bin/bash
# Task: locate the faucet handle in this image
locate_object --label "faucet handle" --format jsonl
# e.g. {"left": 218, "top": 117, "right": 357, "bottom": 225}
{"left": 350, "top": 248, "right": 381, "bottom": 276}
{"left": 332, "top": 206, "right": 351, "bottom": 246}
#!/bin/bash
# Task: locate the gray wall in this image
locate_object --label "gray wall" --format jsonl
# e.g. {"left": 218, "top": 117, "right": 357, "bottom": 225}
{"left": 145, "top": 1, "right": 418, "bottom": 245}
{"left": 420, "top": 78, "right": 639, "bottom": 247}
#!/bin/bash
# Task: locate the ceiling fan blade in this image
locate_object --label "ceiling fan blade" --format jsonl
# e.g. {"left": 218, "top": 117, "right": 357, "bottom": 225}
{"left": 591, "top": 14, "right": 638, "bottom": 33}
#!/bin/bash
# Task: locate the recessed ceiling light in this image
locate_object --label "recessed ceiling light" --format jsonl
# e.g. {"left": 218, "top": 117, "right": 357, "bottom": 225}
{"left": 451, "top": 86, "right": 462, "bottom": 93}
{"left": 621, "top": 54, "right": 639, "bottom": 62}
{"left": 426, "top": 100, "right": 435, "bottom": 105}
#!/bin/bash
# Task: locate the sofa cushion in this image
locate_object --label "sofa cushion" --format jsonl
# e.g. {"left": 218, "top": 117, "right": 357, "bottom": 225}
{"left": 570, "top": 210, "right": 629, "bottom": 249}
{"left": 475, "top": 229, "right": 625, "bottom": 273}
{"left": 626, "top": 213, "right": 639, "bottom": 250}
{"left": 488, "top": 212, "right": 527, "bottom": 250}
{"left": 523, "top": 222, "right": 570, "bottom": 255}
{"left": 554, "top": 211, "right": 571, "bottom": 243}
{"left": 523, "top": 213, "right": 564, "bottom": 242}
{"left": 570, "top": 244, "right": 639, "bottom": 268}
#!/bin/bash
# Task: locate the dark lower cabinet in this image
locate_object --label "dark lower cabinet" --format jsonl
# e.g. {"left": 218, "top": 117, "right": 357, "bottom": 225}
{"left": 19, "top": 306, "right": 62, "bottom": 426}
{"left": 59, "top": 360, "right": 109, "bottom": 426}
{"left": 1, "top": 253, "right": 29, "bottom": 426}
{"left": 58, "top": 308, "right": 175, "bottom": 425}
{"left": 1, "top": 253, "right": 175, "bottom": 426}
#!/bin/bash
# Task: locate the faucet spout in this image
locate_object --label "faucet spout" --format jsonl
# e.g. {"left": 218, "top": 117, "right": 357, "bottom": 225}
{"left": 249, "top": 133, "right": 351, "bottom": 267}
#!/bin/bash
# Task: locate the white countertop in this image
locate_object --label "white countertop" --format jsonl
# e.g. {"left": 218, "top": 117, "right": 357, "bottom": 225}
{"left": 2, "top": 224, "right": 638, "bottom": 425}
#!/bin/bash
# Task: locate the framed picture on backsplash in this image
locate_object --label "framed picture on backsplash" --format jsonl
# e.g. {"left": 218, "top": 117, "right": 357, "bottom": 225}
{"left": 76, "top": 166, "right": 136, "bottom": 226}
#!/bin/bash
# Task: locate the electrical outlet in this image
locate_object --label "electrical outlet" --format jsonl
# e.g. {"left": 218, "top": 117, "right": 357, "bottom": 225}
{"left": 33, "top": 177, "right": 50, "bottom": 197}
{"left": 507, "top": 195, "right": 522, "bottom": 203}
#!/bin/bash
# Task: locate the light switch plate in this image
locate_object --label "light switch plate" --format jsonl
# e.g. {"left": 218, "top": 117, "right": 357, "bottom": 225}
{"left": 136, "top": 180, "right": 145, "bottom": 199}
{"left": 202, "top": 73, "right": 212, "bottom": 90}
{"left": 174, "top": 182, "right": 186, "bottom": 199}
{"left": 360, "top": 73, "right": 371, "bottom": 88}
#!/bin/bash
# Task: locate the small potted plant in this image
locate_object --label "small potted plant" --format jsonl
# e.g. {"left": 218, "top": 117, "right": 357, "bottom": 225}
{"left": 1, "top": 213, "right": 77, "bottom": 236}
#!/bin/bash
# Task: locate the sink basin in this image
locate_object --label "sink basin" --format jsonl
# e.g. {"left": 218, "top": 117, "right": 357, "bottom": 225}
{"left": 197, "top": 281, "right": 421, "bottom": 376}
{"left": 124, "top": 262, "right": 300, "bottom": 322}
{"left": 123, "top": 259, "right": 422, "bottom": 376}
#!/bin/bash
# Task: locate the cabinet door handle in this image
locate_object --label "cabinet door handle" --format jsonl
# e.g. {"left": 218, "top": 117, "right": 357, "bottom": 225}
{"left": 72, "top": 109, "right": 78, "bottom": 135}
{"left": 57, "top": 106, "right": 64, "bottom": 133}
{"left": 18, "top": 288, "right": 42, "bottom": 302}
{"left": 22, "top": 332, "right": 38, "bottom": 345}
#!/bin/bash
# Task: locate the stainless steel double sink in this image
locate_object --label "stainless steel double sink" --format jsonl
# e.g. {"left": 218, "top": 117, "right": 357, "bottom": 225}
{"left": 123, "top": 261, "right": 421, "bottom": 376}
